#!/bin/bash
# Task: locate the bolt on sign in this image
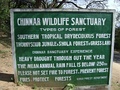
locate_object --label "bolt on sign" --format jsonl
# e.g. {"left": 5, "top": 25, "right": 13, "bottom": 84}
{"left": 10, "top": 9, "right": 115, "bottom": 88}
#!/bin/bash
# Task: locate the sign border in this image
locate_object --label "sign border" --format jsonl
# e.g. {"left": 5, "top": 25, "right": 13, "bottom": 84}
{"left": 10, "top": 9, "right": 115, "bottom": 89}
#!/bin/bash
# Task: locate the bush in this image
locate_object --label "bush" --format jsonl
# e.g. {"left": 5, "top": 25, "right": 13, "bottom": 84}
{"left": 115, "top": 28, "right": 120, "bottom": 51}
{"left": 0, "top": 0, "right": 10, "bottom": 36}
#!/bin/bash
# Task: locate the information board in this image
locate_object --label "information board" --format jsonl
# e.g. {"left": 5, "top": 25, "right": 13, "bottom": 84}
{"left": 11, "top": 9, "right": 115, "bottom": 87}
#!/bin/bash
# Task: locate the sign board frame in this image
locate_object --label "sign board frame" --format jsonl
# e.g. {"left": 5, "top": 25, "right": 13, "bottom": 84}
{"left": 10, "top": 9, "right": 115, "bottom": 89}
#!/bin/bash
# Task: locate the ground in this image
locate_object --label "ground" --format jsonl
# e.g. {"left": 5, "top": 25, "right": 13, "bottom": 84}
{"left": 0, "top": 38, "right": 120, "bottom": 90}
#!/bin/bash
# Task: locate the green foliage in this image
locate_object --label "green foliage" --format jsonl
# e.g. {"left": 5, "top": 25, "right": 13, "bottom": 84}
{"left": 32, "top": 84, "right": 38, "bottom": 90}
{"left": 0, "top": 0, "right": 11, "bottom": 36}
{"left": 17, "top": 81, "right": 24, "bottom": 86}
{"left": 63, "top": 83, "right": 75, "bottom": 90}
{"left": 0, "top": 0, "right": 17, "bottom": 36}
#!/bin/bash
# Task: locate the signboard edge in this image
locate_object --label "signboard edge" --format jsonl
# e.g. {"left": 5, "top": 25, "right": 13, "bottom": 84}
{"left": 108, "top": 10, "right": 116, "bottom": 90}
{"left": 10, "top": 9, "right": 18, "bottom": 84}
{"left": 10, "top": 8, "right": 116, "bottom": 13}
{"left": 10, "top": 9, "right": 116, "bottom": 89}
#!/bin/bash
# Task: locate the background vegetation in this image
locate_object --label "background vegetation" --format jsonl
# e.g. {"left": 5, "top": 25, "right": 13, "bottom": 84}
{"left": 115, "top": 27, "right": 120, "bottom": 51}
{"left": 0, "top": 0, "right": 120, "bottom": 51}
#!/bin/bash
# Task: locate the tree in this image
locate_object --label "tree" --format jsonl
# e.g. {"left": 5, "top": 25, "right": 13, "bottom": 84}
{"left": 0, "top": 0, "right": 108, "bottom": 37}
{"left": 85, "top": 0, "right": 107, "bottom": 9}
{"left": 11, "top": 0, "right": 107, "bottom": 9}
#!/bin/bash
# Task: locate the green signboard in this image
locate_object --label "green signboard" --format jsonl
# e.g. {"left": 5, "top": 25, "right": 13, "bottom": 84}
{"left": 11, "top": 9, "right": 115, "bottom": 87}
